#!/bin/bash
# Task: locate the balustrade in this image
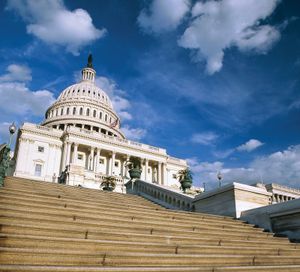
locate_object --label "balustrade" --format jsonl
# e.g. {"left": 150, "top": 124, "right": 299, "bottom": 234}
{"left": 130, "top": 180, "right": 194, "bottom": 211}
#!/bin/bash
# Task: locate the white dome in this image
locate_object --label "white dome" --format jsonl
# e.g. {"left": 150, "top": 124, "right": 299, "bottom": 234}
{"left": 57, "top": 81, "right": 113, "bottom": 109}
{"left": 41, "top": 56, "right": 125, "bottom": 139}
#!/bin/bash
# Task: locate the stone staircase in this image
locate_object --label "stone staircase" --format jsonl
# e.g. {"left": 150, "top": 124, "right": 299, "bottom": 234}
{"left": 0, "top": 177, "right": 300, "bottom": 271}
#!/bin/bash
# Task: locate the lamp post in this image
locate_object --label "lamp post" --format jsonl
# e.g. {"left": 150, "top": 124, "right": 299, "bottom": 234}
{"left": 0, "top": 122, "right": 16, "bottom": 186}
{"left": 217, "top": 171, "right": 222, "bottom": 188}
{"left": 8, "top": 122, "right": 17, "bottom": 148}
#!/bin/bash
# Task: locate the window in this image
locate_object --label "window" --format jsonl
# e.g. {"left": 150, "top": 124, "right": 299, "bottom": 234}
{"left": 105, "top": 114, "right": 108, "bottom": 122}
{"left": 34, "top": 164, "right": 42, "bottom": 176}
{"left": 73, "top": 107, "right": 76, "bottom": 115}
{"left": 99, "top": 158, "right": 104, "bottom": 164}
{"left": 78, "top": 154, "right": 83, "bottom": 160}
{"left": 86, "top": 108, "right": 90, "bottom": 116}
{"left": 38, "top": 146, "right": 44, "bottom": 153}
{"left": 115, "top": 162, "right": 119, "bottom": 167}
{"left": 172, "top": 174, "right": 177, "bottom": 179}
{"left": 148, "top": 168, "right": 150, "bottom": 174}
{"left": 60, "top": 108, "right": 63, "bottom": 115}
{"left": 80, "top": 108, "right": 83, "bottom": 115}
{"left": 66, "top": 108, "right": 70, "bottom": 115}
{"left": 93, "top": 110, "right": 96, "bottom": 117}
{"left": 99, "top": 112, "right": 102, "bottom": 119}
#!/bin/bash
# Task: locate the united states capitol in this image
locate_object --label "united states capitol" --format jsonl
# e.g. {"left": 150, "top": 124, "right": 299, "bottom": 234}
{"left": 12, "top": 55, "right": 187, "bottom": 193}
{"left": 1, "top": 56, "right": 300, "bottom": 271}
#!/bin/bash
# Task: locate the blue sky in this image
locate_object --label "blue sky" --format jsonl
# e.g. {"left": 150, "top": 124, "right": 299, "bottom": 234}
{"left": 0, "top": 0, "right": 300, "bottom": 189}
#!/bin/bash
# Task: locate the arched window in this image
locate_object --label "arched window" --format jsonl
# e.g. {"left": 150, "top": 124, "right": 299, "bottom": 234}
{"left": 56, "top": 109, "right": 58, "bottom": 116}
{"left": 99, "top": 112, "right": 102, "bottom": 119}
{"left": 93, "top": 110, "right": 96, "bottom": 117}
{"left": 86, "top": 108, "right": 90, "bottom": 116}
{"left": 60, "top": 108, "right": 63, "bottom": 115}
{"left": 80, "top": 108, "right": 83, "bottom": 115}
{"left": 73, "top": 107, "right": 76, "bottom": 115}
{"left": 105, "top": 114, "right": 108, "bottom": 122}
{"left": 66, "top": 108, "right": 69, "bottom": 115}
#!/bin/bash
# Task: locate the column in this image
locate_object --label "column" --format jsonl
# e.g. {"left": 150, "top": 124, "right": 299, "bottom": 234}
{"left": 89, "top": 147, "right": 95, "bottom": 171}
{"left": 162, "top": 163, "right": 167, "bottom": 186}
{"left": 157, "top": 162, "right": 162, "bottom": 185}
{"left": 111, "top": 152, "right": 116, "bottom": 176}
{"left": 94, "top": 148, "right": 100, "bottom": 172}
{"left": 72, "top": 143, "right": 78, "bottom": 164}
{"left": 65, "top": 142, "right": 71, "bottom": 167}
{"left": 61, "top": 141, "right": 68, "bottom": 171}
{"left": 121, "top": 158, "right": 126, "bottom": 177}
{"left": 124, "top": 155, "right": 130, "bottom": 178}
{"left": 145, "top": 159, "right": 149, "bottom": 182}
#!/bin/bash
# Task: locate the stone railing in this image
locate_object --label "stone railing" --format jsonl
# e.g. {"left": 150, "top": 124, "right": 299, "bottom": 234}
{"left": 128, "top": 180, "right": 195, "bottom": 211}
{"left": 268, "top": 183, "right": 300, "bottom": 195}
{"left": 167, "top": 156, "right": 187, "bottom": 166}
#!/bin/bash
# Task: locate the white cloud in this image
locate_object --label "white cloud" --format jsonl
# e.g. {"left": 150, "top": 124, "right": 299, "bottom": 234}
{"left": 95, "top": 76, "right": 132, "bottom": 121}
{"left": 187, "top": 145, "right": 300, "bottom": 189}
{"left": 0, "top": 64, "right": 55, "bottom": 117}
{"left": 7, "top": 0, "right": 106, "bottom": 55}
{"left": 138, "top": 0, "right": 190, "bottom": 34}
{"left": 0, "top": 122, "right": 11, "bottom": 143}
{"left": 191, "top": 132, "right": 218, "bottom": 145}
{"left": 0, "top": 64, "right": 32, "bottom": 82}
{"left": 178, "top": 0, "right": 281, "bottom": 74}
{"left": 237, "top": 139, "right": 264, "bottom": 152}
{"left": 121, "top": 125, "right": 146, "bottom": 141}
{"left": 0, "top": 82, "right": 55, "bottom": 116}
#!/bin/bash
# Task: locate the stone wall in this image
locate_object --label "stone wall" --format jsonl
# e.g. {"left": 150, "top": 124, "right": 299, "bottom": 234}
{"left": 240, "top": 198, "right": 300, "bottom": 241}
{"left": 193, "top": 183, "right": 272, "bottom": 218}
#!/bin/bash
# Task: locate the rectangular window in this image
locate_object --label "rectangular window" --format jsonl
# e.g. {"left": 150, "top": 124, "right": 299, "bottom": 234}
{"left": 38, "top": 146, "right": 44, "bottom": 153}
{"left": 172, "top": 174, "right": 177, "bottom": 179}
{"left": 34, "top": 164, "right": 42, "bottom": 176}
{"left": 114, "top": 162, "right": 119, "bottom": 167}
{"left": 78, "top": 154, "right": 83, "bottom": 160}
{"left": 99, "top": 158, "right": 104, "bottom": 164}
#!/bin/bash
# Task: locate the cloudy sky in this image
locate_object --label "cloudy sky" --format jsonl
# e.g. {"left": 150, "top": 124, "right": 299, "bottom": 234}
{"left": 0, "top": 0, "right": 300, "bottom": 189}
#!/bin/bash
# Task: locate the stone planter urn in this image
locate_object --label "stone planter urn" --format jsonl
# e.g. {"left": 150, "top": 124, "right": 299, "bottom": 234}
{"left": 127, "top": 156, "right": 142, "bottom": 180}
{"left": 177, "top": 168, "right": 193, "bottom": 193}
{"left": 180, "top": 179, "right": 192, "bottom": 193}
{"left": 129, "top": 168, "right": 142, "bottom": 179}
{"left": 100, "top": 176, "right": 116, "bottom": 192}
{"left": 102, "top": 186, "right": 114, "bottom": 191}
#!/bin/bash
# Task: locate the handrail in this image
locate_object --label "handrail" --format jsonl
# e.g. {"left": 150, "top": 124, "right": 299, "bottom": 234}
{"left": 129, "top": 179, "right": 195, "bottom": 211}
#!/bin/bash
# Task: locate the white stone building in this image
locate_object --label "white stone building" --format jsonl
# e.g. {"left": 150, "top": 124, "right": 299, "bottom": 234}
{"left": 12, "top": 57, "right": 187, "bottom": 192}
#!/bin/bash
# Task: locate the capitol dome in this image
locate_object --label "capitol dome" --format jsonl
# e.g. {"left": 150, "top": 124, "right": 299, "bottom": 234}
{"left": 42, "top": 55, "right": 125, "bottom": 139}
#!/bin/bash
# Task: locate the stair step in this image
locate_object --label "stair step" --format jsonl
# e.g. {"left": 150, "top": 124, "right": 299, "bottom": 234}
{"left": 0, "top": 233, "right": 299, "bottom": 256}
{"left": 1, "top": 177, "right": 299, "bottom": 270}
{"left": 1, "top": 265, "right": 300, "bottom": 272}
{"left": 1, "top": 247, "right": 300, "bottom": 266}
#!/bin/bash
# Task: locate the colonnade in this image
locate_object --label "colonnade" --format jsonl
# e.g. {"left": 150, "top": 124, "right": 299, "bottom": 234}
{"left": 272, "top": 193, "right": 295, "bottom": 203}
{"left": 61, "top": 140, "right": 168, "bottom": 185}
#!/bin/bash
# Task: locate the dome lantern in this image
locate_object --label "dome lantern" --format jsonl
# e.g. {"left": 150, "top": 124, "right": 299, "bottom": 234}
{"left": 81, "top": 54, "right": 95, "bottom": 83}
